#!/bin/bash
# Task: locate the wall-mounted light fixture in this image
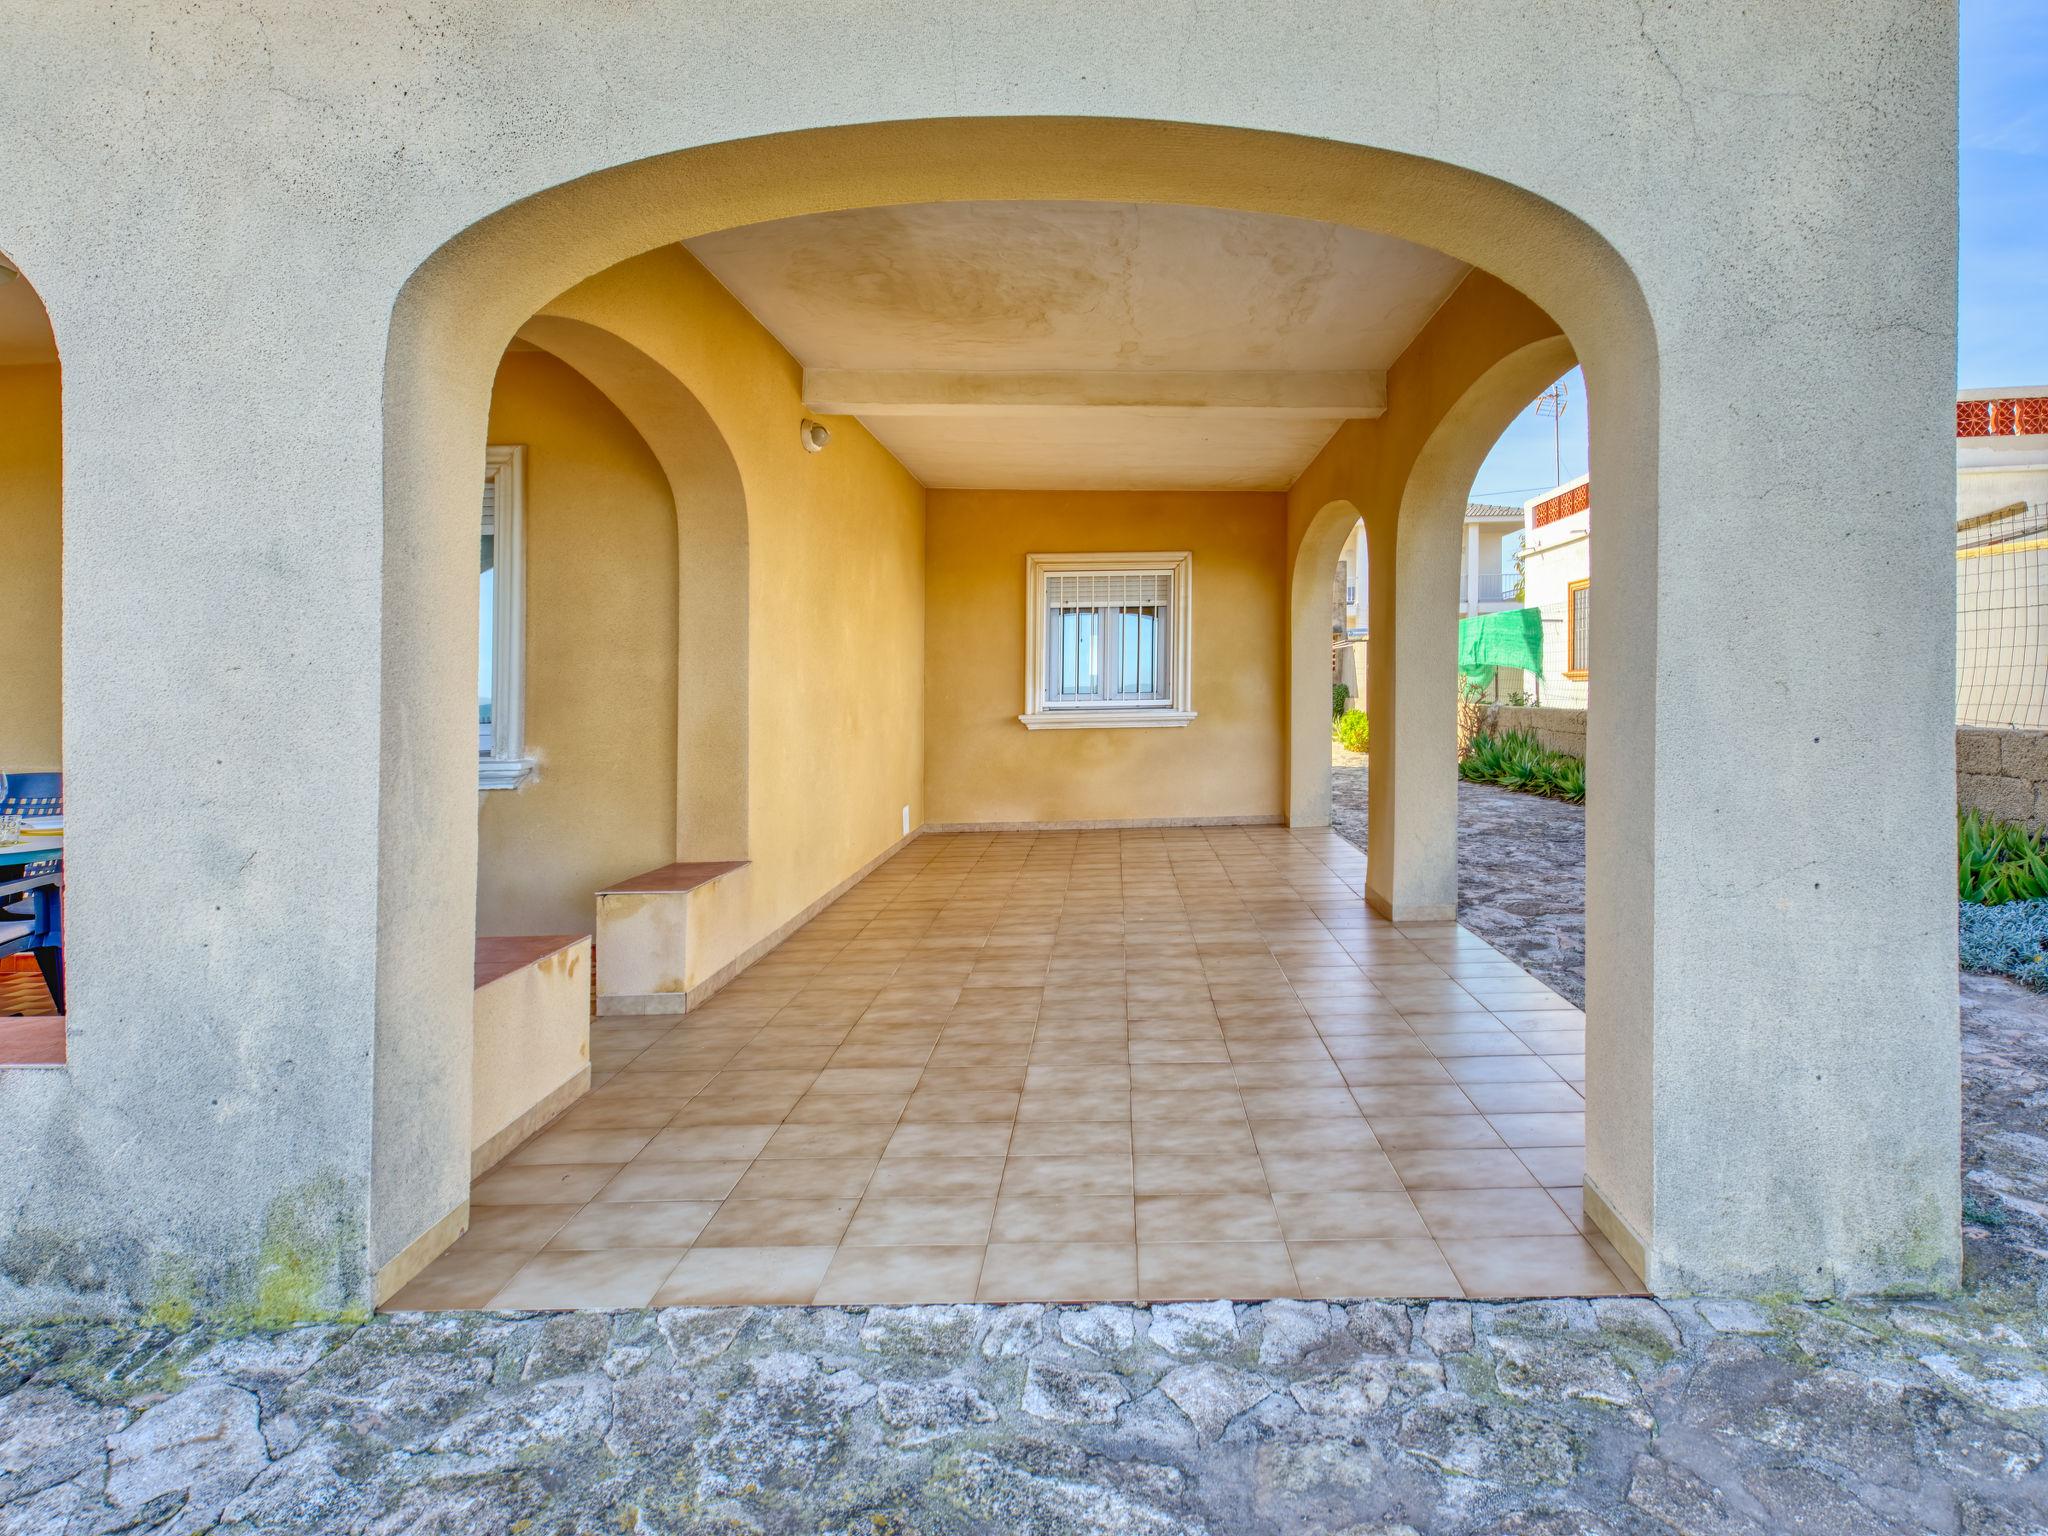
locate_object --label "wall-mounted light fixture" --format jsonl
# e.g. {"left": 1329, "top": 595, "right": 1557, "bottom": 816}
{"left": 800, "top": 419, "right": 831, "bottom": 453}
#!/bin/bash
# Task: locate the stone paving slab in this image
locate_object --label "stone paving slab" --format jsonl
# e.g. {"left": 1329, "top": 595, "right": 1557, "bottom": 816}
{"left": 3, "top": 1296, "right": 2047, "bottom": 1533}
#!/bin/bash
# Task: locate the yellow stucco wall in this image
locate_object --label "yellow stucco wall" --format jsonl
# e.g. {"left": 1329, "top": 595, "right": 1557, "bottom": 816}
{"left": 477, "top": 349, "right": 679, "bottom": 936}
{"left": 0, "top": 365, "right": 61, "bottom": 772}
{"left": 925, "top": 489, "right": 1286, "bottom": 827}
{"left": 512, "top": 248, "right": 929, "bottom": 976}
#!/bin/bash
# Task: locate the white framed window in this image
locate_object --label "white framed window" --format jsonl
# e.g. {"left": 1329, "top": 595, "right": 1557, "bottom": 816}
{"left": 1020, "top": 552, "right": 1195, "bottom": 730}
{"left": 478, "top": 445, "right": 534, "bottom": 789}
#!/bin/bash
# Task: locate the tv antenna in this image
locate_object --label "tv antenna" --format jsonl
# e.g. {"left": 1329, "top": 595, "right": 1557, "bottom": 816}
{"left": 1533, "top": 379, "right": 1569, "bottom": 487}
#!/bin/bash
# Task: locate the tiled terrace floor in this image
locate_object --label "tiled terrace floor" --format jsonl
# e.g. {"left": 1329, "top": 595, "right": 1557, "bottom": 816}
{"left": 390, "top": 827, "right": 1636, "bottom": 1309}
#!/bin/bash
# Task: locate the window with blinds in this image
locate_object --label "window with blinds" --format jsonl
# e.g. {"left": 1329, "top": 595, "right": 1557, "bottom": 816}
{"left": 1022, "top": 554, "right": 1193, "bottom": 728}
{"left": 1044, "top": 570, "right": 1172, "bottom": 708}
{"left": 1566, "top": 578, "right": 1590, "bottom": 677}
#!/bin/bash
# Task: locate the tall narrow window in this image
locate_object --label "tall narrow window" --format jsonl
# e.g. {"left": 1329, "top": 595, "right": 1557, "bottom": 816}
{"left": 1022, "top": 553, "right": 1194, "bottom": 729}
{"left": 478, "top": 445, "right": 533, "bottom": 788}
{"left": 1565, "top": 577, "right": 1590, "bottom": 680}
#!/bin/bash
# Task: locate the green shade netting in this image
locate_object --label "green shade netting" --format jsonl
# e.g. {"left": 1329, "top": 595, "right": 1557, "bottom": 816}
{"left": 1458, "top": 606, "right": 1543, "bottom": 685}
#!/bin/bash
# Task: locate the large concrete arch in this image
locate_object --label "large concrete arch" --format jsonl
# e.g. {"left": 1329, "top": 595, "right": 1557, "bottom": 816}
{"left": 372, "top": 121, "right": 1670, "bottom": 1294}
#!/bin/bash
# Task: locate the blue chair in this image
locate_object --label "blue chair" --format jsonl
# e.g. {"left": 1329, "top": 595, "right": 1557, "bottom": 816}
{"left": 0, "top": 773, "right": 62, "bottom": 1013}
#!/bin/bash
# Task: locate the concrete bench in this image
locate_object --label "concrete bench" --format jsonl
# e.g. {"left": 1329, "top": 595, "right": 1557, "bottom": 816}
{"left": 595, "top": 860, "right": 748, "bottom": 1015}
{"left": 472, "top": 934, "right": 591, "bottom": 1177}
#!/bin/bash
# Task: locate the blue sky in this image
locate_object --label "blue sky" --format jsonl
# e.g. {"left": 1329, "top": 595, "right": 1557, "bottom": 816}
{"left": 1473, "top": 1, "right": 2044, "bottom": 504}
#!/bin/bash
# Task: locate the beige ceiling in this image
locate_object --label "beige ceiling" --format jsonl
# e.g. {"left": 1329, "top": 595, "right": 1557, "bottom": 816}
{"left": 685, "top": 202, "right": 1466, "bottom": 491}
{"left": 0, "top": 264, "right": 57, "bottom": 366}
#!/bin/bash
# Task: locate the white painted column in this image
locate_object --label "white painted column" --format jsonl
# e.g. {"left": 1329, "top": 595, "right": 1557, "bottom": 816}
{"left": 1464, "top": 521, "right": 1480, "bottom": 612}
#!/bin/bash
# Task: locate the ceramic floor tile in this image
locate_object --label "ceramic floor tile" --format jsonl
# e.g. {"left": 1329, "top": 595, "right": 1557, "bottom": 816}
{"left": 385, "top": 1248, "right": 531, "bottom": 1309}
{"left": 814, "top": 1244, "right": 986, "bottom": 1304}
{"left": 728, "top": 1158, "right": 880, "bottom": 1200}
{"left": 842, "top": 1196, "right": 996, "bottom": 1247}
{"left": 1135, "top": 1192, "right": 1284, "bottom": 1243}
{"left": 398, "top": 834, "right": 1619, "bottom": 1310}
{"left": 454, "top": 1204, "right": 577, "bottom": 1252}
{"left": 979, "top": 1243, "right": 1139, "bottom": 1302}
{"left": 1258, "top": 1149, "right": 1406, "bottom": 1192}
{"left": 1001, "top": 1154, "right": 1135, "bottom": 1197}
{"left": 546, "top": 1201, "right": 719, "bottom": 1249}
{"left": 884, "top": 1122, "right": 1014, "bottom": 1159}
{"left": 653, "top": 1246, "right": 836, "bottom": 1305}
{"left": 596, "top": 1161, "right": 751, "bottom": 1203}
{"left": 991, "top": 1194, "right": 1136, "bottom": 1244}
{"left": 1462, "top": 1082, "right": 1586, "bottom": 1115}
{"left": 639, "top": 1124, "right": 780, "bottom": 1161}
{"left": 755, "top": 1123, "right": 896, "bottom": 1161}
{"left": 1516, "top": 1146, "right": 1587, "bottom": 1186}
{"left": 1413, "top": 1187, "right": 1579, "bottom": 1239}
{"left": 1132, "top": 1121, "right": 1259, "bottom": 1157}
{"left": 1386, "top": 1148, "right": 1539, "bottom": 1190}
{"left": 1272, "top": 1189, "right": 1430, "bottom": 1242}
{"left": 1364, "top": 1115, "right": 1505, "bottom": 1152}
{"left": 1249, "top": 1119, "right": 1381, "bottom": 1155}
{"left": 694, "top": 1197, "right": 860, "bottom": 1248}
{"left": 471, "top": 1164, "right": 622, "bottom": 1206}
{"left": 1438, "top": 1236, "right": 1630, "bottom": 1297}
{"left": 866, "top": 1156, "right": 1008, "bottom": 1198}
{"left": 1350, "top": 1083, "right": 1477, "bottom": 1117}
{"left": 1486, "top": 1112, "right": 1587, "bottom": 1147}
{"left": 1138, "top": 1241, "right": 1299, "bottom": 1301}
{"left": 489, "top": 1248, "right": 685, "bottom": 1310}
{"left": 1287, "top": 1239, "right": 1463, "bottom": 1298}
{"left": 1133, "top": 1154, "right": 1270, "bottom": 1194}
{"left": 1007, "top": 1122, "right": 1134, "bottom": 1158}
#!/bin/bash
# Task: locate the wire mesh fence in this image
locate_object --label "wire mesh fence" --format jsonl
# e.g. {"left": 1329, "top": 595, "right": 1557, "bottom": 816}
{"left": 1958, "top": 499, "right": 2048, "bottom": 728}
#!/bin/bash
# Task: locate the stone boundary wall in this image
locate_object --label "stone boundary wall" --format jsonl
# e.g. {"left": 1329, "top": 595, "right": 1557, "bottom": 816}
{"left": 1483, "top": 709, "right": 2048, "bottom": 833}
{"left": 1957, "top": 726, "right": 2048, "bottom": 831}
{"left": 1480, "top": 704, "right": 1588, "bottom": 758}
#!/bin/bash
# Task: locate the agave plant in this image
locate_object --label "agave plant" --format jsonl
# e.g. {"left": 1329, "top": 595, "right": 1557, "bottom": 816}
{"left": 1959, "top": 808, "right": 2048, "bottom": 905}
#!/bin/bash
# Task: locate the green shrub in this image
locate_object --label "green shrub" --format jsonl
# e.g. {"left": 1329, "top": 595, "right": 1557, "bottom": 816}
{"left": 1334, "top": 708, "right": 1370, "bottom": 753}
{"left": 1459, "top": 730, "right": 1585, "bottom": 804}
{"left": 1332, "top": 682, "right": 1350, "bottom": 718}
{"left": 1959, "top": 808, "right": 2048, "bottom": 905}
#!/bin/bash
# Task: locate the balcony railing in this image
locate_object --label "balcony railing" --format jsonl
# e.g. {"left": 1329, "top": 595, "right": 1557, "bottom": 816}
{"left": 1465, "top": 570, "right": 1513, "bottom": 604}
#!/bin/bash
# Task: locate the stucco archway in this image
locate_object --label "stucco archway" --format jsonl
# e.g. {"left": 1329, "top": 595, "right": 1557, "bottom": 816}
{"left": 371, "top": 113, "right": 1951, "bottom": 1306}
{"left": 516, "top": 302, "right": 749, "bottom": 865}
{"left": 372, "top": 117, "right": 1660, "bottom": 1298}
{"left": 1288, "top": 497, "right": 1367, "bottom": 830}
{"left": 1369, "top": 335, "right": 1581, "bottom": 923}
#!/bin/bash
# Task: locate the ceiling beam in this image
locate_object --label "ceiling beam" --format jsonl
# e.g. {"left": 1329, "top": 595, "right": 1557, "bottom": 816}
{"left": 802, "top": 368, "right": 1387, "bottom": 419}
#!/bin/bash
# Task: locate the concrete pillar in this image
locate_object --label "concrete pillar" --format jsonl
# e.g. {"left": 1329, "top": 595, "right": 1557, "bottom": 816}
{"left": 1363, "top": 499, "right": 1461, "bottom": 923}
{"left": 1464, "top": 521, "right": 1480, "bottom": 612}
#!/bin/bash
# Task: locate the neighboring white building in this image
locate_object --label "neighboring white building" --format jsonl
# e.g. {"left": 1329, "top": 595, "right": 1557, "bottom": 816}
{"left": 1957, "top": 388, "right": 2048, "bottom": 729}
{"left": 1958, "top": 387, "right": 2048, "bottom": 520}
{"left": 1331, "top": 502, "right": 1524, "bottom": 703}
{"left": 1517, "top": 474, "right": 1591, "bottom": 708}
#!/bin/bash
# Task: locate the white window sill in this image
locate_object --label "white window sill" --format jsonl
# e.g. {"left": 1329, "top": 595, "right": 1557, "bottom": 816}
{"left": 479, "top": 757, "right": 538, "bottom": 790}
{"left": 1018, "top": 710, "right": 1196, "bottom": 731}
